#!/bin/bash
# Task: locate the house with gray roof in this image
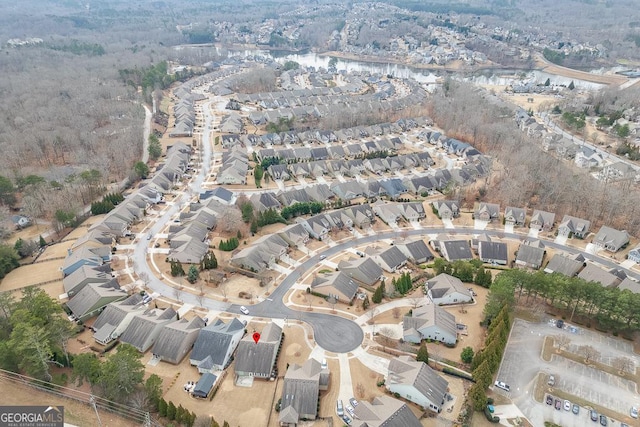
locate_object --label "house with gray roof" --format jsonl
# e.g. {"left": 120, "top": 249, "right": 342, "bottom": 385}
{"left": 370, "top": 246, "right": 409, "bottom": 273}
{"left": 515, "top": 240, "right": 546, "bottom": 269}
{"left": 92, "top": 294, "right": 146, "bottom": 345}
{"left": 577, "top": 264, "right": 623, "bottom": 288}
{"left": 403, "top": 302, "right": 457, "bottom": 345}
{"left": 66, "top": 282, "right": 127, "bottom": 322}
{"left": 529, "top": 210, "right": 555, "bottom": 232}
{"left": 403, "top": 176, "right": 437, "bottom": 195}
{"left": 235, "top": 322, "right": 282, "bottom": 381}
{"left": 474, "top": 202, "right": 500, "bottom": 222}
{"left": 231, "top": 234, "right": 288, "bottom": 273}
{"left": 558, "top": 215, "right": 591, "bottom": 238}
{"left": 440, "top": 240, "right": 473, "bottom": 262}
{"left": 279, "top": 358, "right": 330, "bottom": 426}
{"left": 544, "top": 253, "right": 586, "bottom": 277}
{"left": 478, "top": 241, "right": 508, "bottom": 265}
{"left": 63, "top": 264, "right": 115, "bottom": 297}
{"left": 311, "top": 271, "right": 359, "bottom": 302}
{"left": 72, "top": 225, "right": 115, "bottom": 250}
{"left": 618, "top": 277, "right": 640, "bottom": 294}
{"left": 331, "top": 181, "right": 364, "bottom": 201}
{"left": 62, "top": 246, "right": 111, "bottom": 277}
{"left": 432, "top": 200, "right": 460, "bottom": 220}
{"left": 268, "top": 164, "right": 291, "bottom": 181}
{"left": 504, "top": 206, "right": 526, "bottom": 227}
{"left": 250, "top": 192, "right": 281, "bottom": 212}
{"left": 152, "top": 316, "right": 205, "bottom": 364}
{"left": 192, "top": 373, "right": 217, "bottom": 399}
{"left": 205, "top": 187, "right": 235, "bottom": 205}
{"left": 592, "top": 226, "right": 630, "bottom": 253}
{"left": 395, "top": 239, "right": 433, "bottom": 264}
{"left": 298, "top": 216, "right": 330, "bottom": 240}
{"left": 344, "top": 204, "right": 375, "bottom": 228}
{"left": 353, "top": 395, "right": 422, "bottom": 427}
{"left": 425, "top": 274, "right": 473, "bottom": 305}
{"left": 387, "top": 356, "right": 449, "bottom": 413}
{"left": 190, "top": 318, "right": 245, "bottom": 372}
{"left": 338, "top": 257, "right": 384, "bottom": 286}
{"left": 277, "top": 223, "right": 310, "bottom": 247}
{"left": 628, "top": 244, "right": 640, "bottom": 264}
{"left": 119, "top": 307, "right": 177, "bottom": 352}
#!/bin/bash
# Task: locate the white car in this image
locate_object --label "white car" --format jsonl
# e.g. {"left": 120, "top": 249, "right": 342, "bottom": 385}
{"left": 346, "top": 405, "right": 356, "bottom": 418}
{"left": 239, "top": 306, "right": 250, "bottom": 315}
{"left": 631, "top": 406, "right": 638, "bottom": 418}
{"left": 336, "top": 400, "right": 344, "bottom": 416}
{"left": 494, "top": 381, "right": 510, "bottom": 392}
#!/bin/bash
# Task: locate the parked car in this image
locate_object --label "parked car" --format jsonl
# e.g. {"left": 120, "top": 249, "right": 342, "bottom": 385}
{"left": 564, "top": 400, "right": 571, "bottom": 411}
{"left": 319, "top": 254, "right": 326, "bottom": 260}
{"left": 239, "top": 306, "right": 249, "bottom": 315}
{"left": 590, "top": 410, "right": 598, "bottom": 422}
{"left": 349, "top": 398, "right": 359, "bottom": 408}
{"left": 341, "top": 415, "right": 352, "bottom": 425}
{"left": 545, "top": 395, "right": 553, "bottom": 405}
{"left": 548, "top": 375, "right": 555, "bottom": 386}
{"left": 346, "top": 405, "right": 355, "bottom": 418}
{"left": 572, "top": 404, "right": 579, "bottom": 415}
{"left": 494, "top": 381, "right": 510, "bottom": 392}
{"left": 599, "top": 414, "right": 608, "bottom": 426}
{"left": 554, "top": 399, "right": 561, "bottom": 410}
{"left": 556, "top": 319, "right": 564, "bottom": 328}
{"left": 631, "top": 406, "right": 638, "bottom": 418}
{"left": 336, "top": 400, "right": 344, "bottom": 417}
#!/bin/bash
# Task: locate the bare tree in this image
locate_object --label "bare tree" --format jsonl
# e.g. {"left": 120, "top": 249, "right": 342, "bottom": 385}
{"left": 578, "top": 345, "right": 600, "bottom": 364}
{"left": 410, "top": 296, "right": 424, "bottom": 309}
{"left": 217, "top": 206, "right": 243, "bottom": 234}
{"left": 195, "top": 293, "right": 205, "bottom": 308}
{"left": 128, "top": 389, "right": 151, "bottom": 411}
{"left": 173, "top": 286, "right": 183, "bottom": 302}
{"left": 612, "top": 356, "right": 635, "bottom": 375}
{"left": 367, "top": 307, "right": 379, "bottom": 336}
{"left": 355, "top": 383, "right": 366, "bottom": 399}
{"left": 392, "top": 307, "right": 401, "bottom": 320}
{"left": 138, "top": 272, "right": 150, "bottom": 288}
{"left": 555, "top": 334, "right": 571, "bottom": 352}
{"left": 327, "top": 296, "right": 338, "bottom": 312}
{"left": 378, "top": 327, "right": 397, "bottom": 351}
{"left": 219, "top": 282, "right": 228, "bottom": 301}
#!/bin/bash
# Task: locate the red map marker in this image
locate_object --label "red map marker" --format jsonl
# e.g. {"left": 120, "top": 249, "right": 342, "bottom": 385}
{"left": 252, "top": 332, "right": 261, "bottom": 344}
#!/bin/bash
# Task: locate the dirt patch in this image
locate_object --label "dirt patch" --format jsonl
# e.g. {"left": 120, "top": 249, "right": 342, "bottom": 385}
{"left": 349, "top": 357, "right": 385, "bottom": 401}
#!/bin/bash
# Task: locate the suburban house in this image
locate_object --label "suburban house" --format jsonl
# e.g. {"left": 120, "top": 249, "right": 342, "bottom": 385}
{"left": 618, "top": 277, "right": 640, "bottom": 294}
{"left": 92, "top": 294, "right": 147, "bottom": 345}
{"left": 474, "top": 203, "right": 500, "bottom": 222}
{"left": 338, "top": 257, "right": 384, "bottom": 286}
{"left": 119, "top": 307, "right": 177, "bottom": 352}
{"left": 529, "top": 210, "right": 555, "bottom": 232}
{"left": 190, "top": 318, "right": 245, "bottom": 372}
{"left": 234, "top": 322, "right": 283, "bottom": 382}
{"left": 277, "top": 223, "right": 310, "bottom": 248}
{"left": 62, "top": 246, "right": 111, "bottom": 277}
{"left": 352, "top": 395, "right": 422, "bottom": 427}
{"left": 515, "top": 239, "right": 546, "bottom": 269}
{"left": 369, "top": 246, "right": 409, "bottom": 273}
{"left": 577, "top": 264, "right": 624, "bottom": 288}
{"left": 503, "top": 207, "right": 526, "bottom": 227}
{"left": 152, "top": 316, "right": 206, "bottom": 365}
{"left": 395, "top": 239, "right": 434, "bottom": 264}
{"left": 278, "top": 358, "right": 330, "bottom": 426}
{"left": 558, "top": 215, "right": 591, "bottom": 238}
{"left": 65, "top": 282, "right": 127, "bottom": 322}
{"left": 628, "top": 244, "right": 640, "bottom": 264}
{"left": 231, "top": 234, "right": 289, "bottom": 273}
{"left": 431, "top": 200, "right": 460, "bottom": 220}
{"left": 592, "top": 226, "right": 630, "bottom": 253}
{"left": 386, "top": 356, "right": 449, "bottom": 413}
{"left": 439, "top": 240, "right": 474, "bottom": 262}
{"left": 11, "top": 215, "right": 31, "bottom": 229}
{"left": 63, "top": 264, "right": 116, "bottom": 298}
{"left": 544, "top": 253, "right": 586, "bottom": 277}
{"left": 425, "top": 274, "right": 473, "bottom": 305}
{"left": 478, "top": 241, "right": 508, "bottom": 265}
{"left": 311, "top": 272, "right": 359, "bottom": 302}
{"left": 403, "top": 302, "right": 457, "bottom": 345}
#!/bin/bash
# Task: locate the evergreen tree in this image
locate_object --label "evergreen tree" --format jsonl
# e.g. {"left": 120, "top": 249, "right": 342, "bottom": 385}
{"left": 416, "top": 342, "right": 429, "bottom": 363}
{"left": 362, "top": 295, "right": 370, "bottom": 310}
{"left": 187, "top": 265, "right": 199, "bottom": 284}
{"left": 568, "top": 80, "right": 575, "bottom": 90}
{"left": 170, "top": 260, "right": 185, "bottom": 277}
{"left": 372, "top": 282, "right": 384, "bottom": 303}
{"left": 167, "top": 401, "right": 176, "bottom": 421}
{"left": 158, "top": 398, "right": 167, "bottom": 417}
{"left": 461, "top": 346, "right": 475, "bottom": 364}
{"left": 38, "top": 235, "right": 46, "bottom": 247}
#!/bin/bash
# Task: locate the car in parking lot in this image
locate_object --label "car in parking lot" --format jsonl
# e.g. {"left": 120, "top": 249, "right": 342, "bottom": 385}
{"left": 336, "top": 400, "right": 344, "bottom": 417}
{"left": 547, "top": 374, "right": 555, "bottom": 386}
{"left": 590, "top": 410, "right": 598, "bottom": 421}
{"left": 545, "top": 395, "right": 553, "bottom": 405}
{"left": 572, "top": 404, "right": 579, "bottom": 415}
{"left": 349, "top": 398, "right": 358, "bottom": 408}
{"left": 494, "top": 381, "right": 510, "bottom": 392}
{"left": 239, "top": 306, "right": 249, "bottom": 315}
{"left": 563, "top": 400, "right": 571, "bottom": 411}
{"left": 631, "top": 406, "right": 638, "bottom": 418}
{"left": 554, "top": 399, "right": 561, "bottom": 410}
{"left": 556, "top": 319, "right": 564, "bottom": 328}
{"left": 599, "top": 414, "right": 608, "bottom": 426}
{"left": 341, "top": 414, "right": 351, "bottom": 425}
{"left": 346, "top": 405, "right": 355, "bottom": 418}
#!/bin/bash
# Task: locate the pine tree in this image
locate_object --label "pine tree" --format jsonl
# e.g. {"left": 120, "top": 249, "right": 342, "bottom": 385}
{"left": 188, "top": 265, "right": 199, "bottom": 284}
{"left": 158, "top": 398, "right": 167, "bottom": 417}
{"left": 372, "top": 282, "right": 384, "bottom": 303}
{"left": 416, "top": 342, "right": 429, "bottom": 363}
{"left": 38, "top": 235, "right": 47, "bottom": 247}
{"left": 167, "top": 401, "right": 176, "bottom": 421}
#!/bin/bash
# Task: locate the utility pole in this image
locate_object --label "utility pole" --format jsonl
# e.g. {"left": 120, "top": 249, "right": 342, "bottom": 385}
{"left": 89, "top": 395, "right": 102, "bottom": 427}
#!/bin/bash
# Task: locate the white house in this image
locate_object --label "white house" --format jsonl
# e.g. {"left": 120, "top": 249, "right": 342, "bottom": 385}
{"left": 425, "top": 274, "right": 473, "bottom": 305}
{"left": 387, "top": 356, "right": 449, "bottom": 413}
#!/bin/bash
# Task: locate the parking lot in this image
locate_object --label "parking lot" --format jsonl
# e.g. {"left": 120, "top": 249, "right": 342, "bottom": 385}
{"left": 495, "top": 318, "right": 639, "bottom": 426}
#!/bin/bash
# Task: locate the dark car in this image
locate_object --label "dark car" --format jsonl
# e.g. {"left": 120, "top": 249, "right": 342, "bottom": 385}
{"left": 556, "top": 319, "right": 565, "bottom": 328}
{"left": 546, "top": 395, "right": 553, "bottom": 405}
{"left": 599, "top": 415, "right": 608, "bottom": 426}
{"left": 554, "top": 399, "right": 561, "bottom": 410}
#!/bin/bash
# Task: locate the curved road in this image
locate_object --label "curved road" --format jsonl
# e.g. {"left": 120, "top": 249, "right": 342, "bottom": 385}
{"left": 131, "top": 99, "right": 640, "bottom": 354}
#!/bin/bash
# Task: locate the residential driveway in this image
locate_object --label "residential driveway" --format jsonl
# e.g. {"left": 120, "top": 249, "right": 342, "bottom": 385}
{"left": 496, "top": 319, "right": 638, "bottom": 426}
